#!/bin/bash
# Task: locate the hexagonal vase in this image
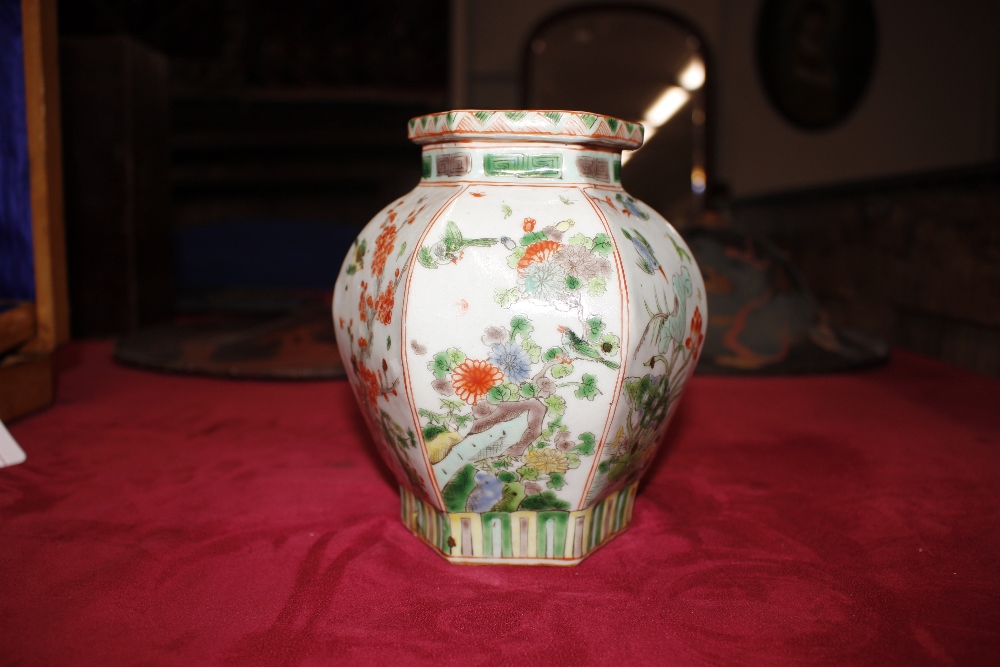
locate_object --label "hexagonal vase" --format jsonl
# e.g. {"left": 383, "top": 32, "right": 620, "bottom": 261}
{"left": 334, "top": 110, "right": 706, "bottom": 565}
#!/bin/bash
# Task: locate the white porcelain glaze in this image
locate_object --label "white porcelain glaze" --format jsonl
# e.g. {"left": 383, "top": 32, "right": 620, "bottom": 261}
{"left": 334, "top": 110, "right": 705, "bottom": 565}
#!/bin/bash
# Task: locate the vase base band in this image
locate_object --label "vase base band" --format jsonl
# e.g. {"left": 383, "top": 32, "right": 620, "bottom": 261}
{"left": 400, "top": 482, "right": 638, "bottom": 566}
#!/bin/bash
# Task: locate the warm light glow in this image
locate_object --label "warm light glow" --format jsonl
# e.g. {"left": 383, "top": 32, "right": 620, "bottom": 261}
{"left": 691, "top": 166, "right": 706, "bottom": 194}
{"left": 679, "top": 57, "right": 705, "bottom": 91}
{"left": 621, "top": 88, "right": 689, "bottom": 166}
{"left": 643, "top": 87, "right": 690, "bottom": 128}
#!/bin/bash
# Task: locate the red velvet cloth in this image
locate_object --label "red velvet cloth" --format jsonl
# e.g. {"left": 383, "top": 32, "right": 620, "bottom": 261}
{"left": 1, "top": 342, "right": 998, "bottom": 665}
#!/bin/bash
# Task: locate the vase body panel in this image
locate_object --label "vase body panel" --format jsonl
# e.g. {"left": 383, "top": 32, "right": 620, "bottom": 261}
{"left": 333, "top": 111, "right": 705, "bottom": 565}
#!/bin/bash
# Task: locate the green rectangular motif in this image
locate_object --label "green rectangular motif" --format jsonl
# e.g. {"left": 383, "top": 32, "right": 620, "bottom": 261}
{"left": 613, "top": 158, "right": 621, "bottom": 183}
{"left": 537, "top": 512, "right": 569, "bottom": 557}
{"left": 484, "top": 153, "right": 562, "bottom": 179}
{"left": 482, "top": 512, "right": 513, "bottom": 558}
{"left": 421, "top": 155, "right": 432, "bottom": 179}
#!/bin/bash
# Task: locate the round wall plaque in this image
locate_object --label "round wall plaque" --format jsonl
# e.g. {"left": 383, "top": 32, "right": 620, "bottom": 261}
{"left": 757, "top": 0, "right": 878, "bottom": 130}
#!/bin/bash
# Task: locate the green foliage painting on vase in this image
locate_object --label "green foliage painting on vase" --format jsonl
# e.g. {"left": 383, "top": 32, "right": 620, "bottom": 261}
{"left": 333, "top": 110, "right": 705, "bottom": 564}
{"left": 421, "top": 311, "right": 618, "bottom": 513}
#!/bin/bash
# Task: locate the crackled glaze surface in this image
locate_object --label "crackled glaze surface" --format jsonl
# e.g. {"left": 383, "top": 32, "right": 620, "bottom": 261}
{"left": 334, "top": 110, "right": 705, "bottom": 565}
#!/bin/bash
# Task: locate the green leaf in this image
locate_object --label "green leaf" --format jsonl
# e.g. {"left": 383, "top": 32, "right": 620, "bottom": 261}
{"left": 509, "top": 315, "right": 533, "bottom": 340}
{"left": 598, "top": 461, "right": 610, "bottom": 474}
{"left": 565, "top": 453, "right": 581, "bottom": 469}
{"left": 551, "top": 363, "right": 573, "bottom": 379}
{"left": 535, "top": 441, "right": 548, "bottom": 449}
{"left": 565, "top": 275, "right": 581, "bottom": 290}
{"left": 386, "top": 336, "right": 392, "bottom": 350}
{"left": 575, "top": 374, "right": 600, "bottom": 401}
{"left": 588, "top": 276, "right": 607, "bottom": 297}
{"left": 543, "top": 347, "right": 562, "bottom": 362}
{"left": 454, "top": 414, "right": 473, "bottom": 430}
{"left": 345, "top": 264, "right": 357, "bottom": 275}
{"left": 559, "top": 195, "right": 574, "bottom": 205}
{"left": 492, "top": 455, "right": 513, "bottom": 469}
{"left": 502, "top": 382, "right": 521, "bottom": 400}
{"left": 574, "top": 432, "right": 597, "bottom": 456}
{"left": 501, "top": 204, "right": 512, "bottom": 219}
{"left": 520, "top": 231, "right": 548, "bottom": 246}
{"left": 487, "top": 384, "right": 511, "bottom": 404}
{"left": 586, "top": 316, "right": 605, "bottom": 342}
{"left": 546, "top": 473, "right": 566, "bottom": 491}
{"left": 422, "top": 424, "right": 447, "bottom": 441}
{"left": 592, "top": 233, "right": 613, "bottom": 257}
{"left": 428, "top": 352, "right": 452, "bottom": 379}
{"left": 446, "top": 348, "right": 466, "bottom": 367}
{"left": 568, "top": 233, "right": 594, "bottom": 250}
{"left": 396, "top": 242, "right": 407, "bottom": 258}
{"left": 494, "top": 287, "right": 519, "bottom": 308}
{"left": 544, "top": 394, "right": 567, "bottom": 416}
{"left": 417, "top": 246, "right": 436, "bottom": 269}
{"left": 498, "top": 471, "right": 518, "bottom": 483}
{"left": 520, "top": 382, "right": 538, "bottom": 398}
{"left": 444, "top": 221, "right": 463, "bottom": 252}
{"left": 517, "top": 465, "right": 540, "bottom": 481}
{"left": 440, "top": 398, "right": 465, "bottom": 411}
{"left": 623, "top": 378, "right": 643, "bottom": 408}
{"left": 522, "top": 339, "right": 542, "bottom": 364}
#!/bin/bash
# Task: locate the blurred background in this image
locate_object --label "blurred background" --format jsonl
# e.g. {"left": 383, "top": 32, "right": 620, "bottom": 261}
{"left": 3, "top": 0, "right": 999, "bottom": 385}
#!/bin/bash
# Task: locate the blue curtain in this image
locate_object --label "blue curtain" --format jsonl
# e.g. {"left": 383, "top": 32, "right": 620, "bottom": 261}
{"left": 0, "top": 0, "right": 35, "bottom": 302}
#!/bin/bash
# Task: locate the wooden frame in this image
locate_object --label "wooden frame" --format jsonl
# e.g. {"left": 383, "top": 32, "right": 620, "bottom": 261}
{"left": 0, "top": 0, "right": 68, "bottom": 421}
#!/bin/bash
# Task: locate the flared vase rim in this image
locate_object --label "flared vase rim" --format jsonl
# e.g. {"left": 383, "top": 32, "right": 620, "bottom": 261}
{"left": 408, "top": 109, "right": 645, "bottom": 150}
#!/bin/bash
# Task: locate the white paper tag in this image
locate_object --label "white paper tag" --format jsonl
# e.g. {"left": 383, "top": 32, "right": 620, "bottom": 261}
{"left": 0, "top": 418, "right": 27, "bottom": 468}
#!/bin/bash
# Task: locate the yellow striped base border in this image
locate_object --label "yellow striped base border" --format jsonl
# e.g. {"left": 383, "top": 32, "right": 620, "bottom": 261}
{"left": 400, "top": 482, "right": 638, "bottom": 565}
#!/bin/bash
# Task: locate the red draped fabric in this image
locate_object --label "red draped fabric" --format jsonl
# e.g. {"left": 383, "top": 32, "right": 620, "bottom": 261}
{"left": 1, "top": 342, "right": 998, "bottom": 665}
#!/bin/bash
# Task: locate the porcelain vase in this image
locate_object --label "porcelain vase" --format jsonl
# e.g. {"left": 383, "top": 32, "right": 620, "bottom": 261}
{"left": 333, "top": 110, "right": 706, "bottom": 565}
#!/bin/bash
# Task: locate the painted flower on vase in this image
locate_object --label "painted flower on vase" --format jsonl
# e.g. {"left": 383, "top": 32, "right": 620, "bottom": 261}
{"left": 371, "top": 223, "right": 397, "bottom": 277}
{"left": 686, "top": 306, "right": 705, "bottom": 360}
{"left": 524, "top": 447, "right": 569, "bottom": 475}
{"left": 375, "top": 289, "right": 394, "bottom": 325}
{"left": 517, "top": 259, "right": 567, "bottom": 303}
{"left": 553, "top": 244, "right": 611, "bottom": 282}
{"left": 488, "top": 342, "right": 532, "bottom": 383}
{"left": 451, "top": 359, "right": 503, "bottom": 404}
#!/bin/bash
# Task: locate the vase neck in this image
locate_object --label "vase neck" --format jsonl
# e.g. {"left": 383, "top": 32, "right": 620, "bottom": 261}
{"left": 419, "top": 142, "right": 624, "bottom": 186}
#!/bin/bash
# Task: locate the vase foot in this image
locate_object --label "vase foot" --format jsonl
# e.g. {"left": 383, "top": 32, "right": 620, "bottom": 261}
{"left": 399, "top": 483, "right": 638, "bottom": 566}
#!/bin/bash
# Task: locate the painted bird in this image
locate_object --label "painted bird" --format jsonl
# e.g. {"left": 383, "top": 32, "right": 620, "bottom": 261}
{"left": 423, "top": 220, "right": 498, "bottom": 266}
{"left": 621, "top": 227, "right": 667, "bottom": 280}
{"left": 557, "top": 325, "right": 620, "bottom": 369}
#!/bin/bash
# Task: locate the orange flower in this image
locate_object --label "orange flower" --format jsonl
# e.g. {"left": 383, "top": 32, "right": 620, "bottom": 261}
{"left": 523, "top": 217, "right": 536, "bottom": 232}
{"left": 371, "top": 224, "right": 397, "bottom": 277}
{"left": 451, "top": 359, "right": 503, "bottom": 404}
{"left": 516, "top": 240, "right": 561, "bottom": 272}
{"left": 357, "top": 362, "right": 380, "bottom": 405}
{"left": 375, "top": 288, "right": 394, "bottom": 325}
{"left": 685, "top": 306, "right": 705, "bottom": 360}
